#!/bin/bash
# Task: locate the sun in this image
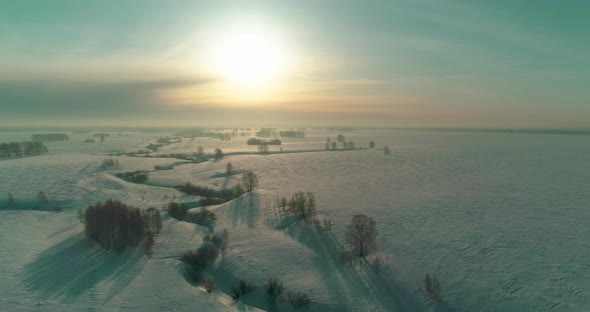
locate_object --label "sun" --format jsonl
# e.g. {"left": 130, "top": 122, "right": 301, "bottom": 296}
{"left": 212, "top": 27, "right": 287, "bottom": 88}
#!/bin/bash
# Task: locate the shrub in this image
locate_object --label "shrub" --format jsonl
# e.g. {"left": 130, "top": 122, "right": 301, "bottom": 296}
{"left": 331, "top": 141, "right": 337, "bottom": 150}
{"left": 420, "top": 273, "right": 442, "bottom": 304}
{"left": 336, "top": 134, "right": 345, "bottom": 143}
{"left": 369, "top": 141, "right": 375, "bottom": 148}
{"left": 101, "top": 158, "right": 118, "bottom": 169}
{"left": 202, "top": 232, "right": 225, "bottom": 249}
{"left": 186, "top": 207, "right": 217, "bottom": 228}
{"left": 181, "top": 243, "right": 219, "bottom": 273}
{"left": 226, "top": 162, "right": 233, "bottom": 175}
{"left": 84, "top": 200, "right": 162, "bottom": 252}
{"left": 287, "top": 292, "right": 310, "bottom": 308}
{"left": 231, "top": 279, "right": 255, "bottom": 300}
{"left": 241, "top": 171, "right": 259, "bottom": 192}
{"left": 266, "top": 278, "right": 283, "bottom": 298}
{"left": 177, "top": 182, "right": 243, "bottom": 201}
{"left": 203, "top": 279, "right": 217, "bottom": 293}
{"left": 115, "top": 171, "right": 148, "bottom": 183}
{"left": 167, "top": 202, "right": 189, "bottom": 220}
{"left": 214, "top": 148, "right": 224, "bottom": 160}
{"left": 344, "top": 214, "right": 377, "bottom": 258}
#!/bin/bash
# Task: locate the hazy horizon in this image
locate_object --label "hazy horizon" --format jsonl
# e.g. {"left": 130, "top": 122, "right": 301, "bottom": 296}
{"left": 1, "top": 0, "right": 589, "bottom": 128}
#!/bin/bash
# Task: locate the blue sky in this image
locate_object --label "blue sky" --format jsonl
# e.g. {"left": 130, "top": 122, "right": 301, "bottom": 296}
{"left": 1, "top": 0, "right": 589, "bottom": 127}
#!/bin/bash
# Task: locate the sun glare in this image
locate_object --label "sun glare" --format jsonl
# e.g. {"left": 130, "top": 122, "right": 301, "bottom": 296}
{"left": 212, "top": 26, "right": 288, "bottom": 88}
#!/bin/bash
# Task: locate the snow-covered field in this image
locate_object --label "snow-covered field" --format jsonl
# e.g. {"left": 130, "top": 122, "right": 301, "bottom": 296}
{"left": 1, "top": 129, "right": 589, "bottom": 311}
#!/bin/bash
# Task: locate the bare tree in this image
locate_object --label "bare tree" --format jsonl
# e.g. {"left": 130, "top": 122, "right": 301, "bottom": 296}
{"left": 344, "top": 214, "right": 377, "bottom": 258}
{"left": 331, "top": 141, "right": 337, "bottom": 150}
{"left": 241, "top": 171, "right": 259, "bottom": 192}
{"left": 197, "top": 146, "right": 204, "bottom": 157}
{"left": 226, "top": 162, "right": 233, "bottom": 175}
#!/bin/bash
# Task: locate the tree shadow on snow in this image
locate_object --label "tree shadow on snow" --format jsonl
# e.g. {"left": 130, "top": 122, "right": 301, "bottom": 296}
{"left": 19, "top": 233, "right": 147, "bottom": 304}
{"left": 284, "top": 223, "right": 427, "bottom": 311}
{"left": 226, "top": 193, "right": 259, "bottom": 229}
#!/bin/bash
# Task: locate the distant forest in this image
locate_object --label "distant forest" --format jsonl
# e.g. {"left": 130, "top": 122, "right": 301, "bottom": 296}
{"left": 31, "top": 133, "right": 69, "bottom": 142}
{"left": 0, "top": 141, "right": 48, "bottom": 158}
{"left": 247, "top": 138, "right": 282, "bottom": 145}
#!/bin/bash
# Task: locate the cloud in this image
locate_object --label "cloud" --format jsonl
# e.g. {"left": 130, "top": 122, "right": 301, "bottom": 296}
{"left": 0, "top": 74, "right": 213, "bottom": 120}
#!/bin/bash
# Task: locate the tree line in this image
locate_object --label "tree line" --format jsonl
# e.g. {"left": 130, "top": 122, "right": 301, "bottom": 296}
{"left": 0, "top": 141, "right": 48, "bottom": 158}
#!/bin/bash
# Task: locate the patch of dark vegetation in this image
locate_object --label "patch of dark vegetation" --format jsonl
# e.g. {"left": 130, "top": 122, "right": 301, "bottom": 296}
{"left": 146, "top": 143, "right": 162, "bottom": 151}
{"left": 202, "top": 232, "right": 225, "bottom": 250}
{"left": 154, "top": 164, "right": 173, "bottom": 170}
{"left": 247, "top": 138, "right": 282, "bottom": 145}
{"left": 257, "top": 144, "right": 270, "bottom": 153}
{"left": 214, "top": 148, "right": 224, "bottom": 160}
{"left": 231, "top": 279, "right": 255, "bottom": 300}
{"left": 100, "top": 158, "right": 119, "bottom": 169}
{"left": 174, "top": 128, "right": 216, "bottom": 138}
{"left": 274, "top": 192, "right": 317, "bottom": 222}
{"left": 167, "top": 202, "right": 189, "bottom": 220}
{"left": 82, "top": 200, "right": 162, "bottom": 253}
{"left": 177, "top": 182, "right": 244, "bottom": 203}
{"left": 199, "top": 197, "right": 227, "bottom": 206}
{"left": 0, "top": 141, "right": 48, "bottom": 158}
{"left": 181, "top": 243, "right": 220, "bottom": 283}
{"left": 279, "top": 130, "right": 305, "bottom": 138}
{"left": 287, "top": 291, "right": 311, "bottom": 308}
{"left": 266, "top": 278, "right": 284, "bottom": 298}
{"left": 31, "top": 133, "right": 69, "bottom": 142}
{"left": 186, "top": 207, "right": 217, "bottom": 229}
{"left": 115, "top": 171, "right": 149, "bottom": 183}
{"left": 213, "top": 133, "right": 232, "bottom": 141}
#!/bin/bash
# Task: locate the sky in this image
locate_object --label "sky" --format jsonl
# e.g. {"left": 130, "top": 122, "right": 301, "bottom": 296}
{"left": 1, "top": 0, "right": 589, "bottom": 128}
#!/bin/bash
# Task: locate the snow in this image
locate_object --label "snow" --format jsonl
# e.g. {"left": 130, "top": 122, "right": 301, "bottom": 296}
{"left": 1, "top": 129, "right": 590, "bottom": 311}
